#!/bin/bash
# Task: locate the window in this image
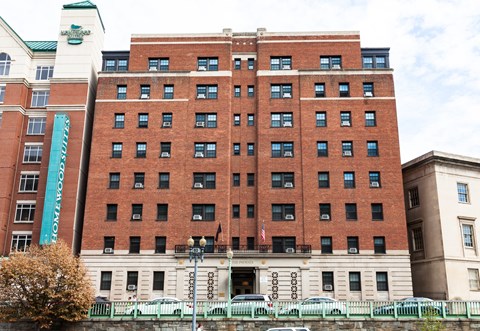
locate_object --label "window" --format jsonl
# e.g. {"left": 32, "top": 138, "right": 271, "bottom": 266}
{"left": 0, "top": 53, "right": 12, "bottom": 76}
{"left": 106, "top": 204, "right": 117, "bottom": 221}
{"left": 320, "top": 56, "right": 341, "bottom": 69}
{"left": 32, "top": 91, "right": 50, "bottom": 108}
{"left": 412, "top": 227, "right": 424, "bottom": 251}
{"left": 104, "top": 58, "right": 128, "bottom": 71}
{"left": 131, "top": 204, "right": 143, "bottom": 220}
{"left": 11, "top": 233, "right": 32, "bottom": 252}
{"left": 159, "top": 173, "right": 170, "bottom": 189}
{"left": 344, "top": 172, "right": 355, "bottom": 188}
{"left": 100, "top": 271, "right": 112, "bottom": 290}
{"left": 195, "top": 113, "right": 217, "bottom": 128}
{"left": 247, "top": 237, "right": 255, "bottom": 250}
{"left": 196, "top": 85, "right": 218, "bottom": 99}
{"left": 157, "top": 204, "right": 168, "bottom": 221}
{"left": 233, "top": 173, "right": 240, "bottom": 187}
{"left": 339, "top": 83, "right": 350, "bottom": 97}
{"left": 232, "top": 237, "right": 240, "bottom": 250}
{"left": 367, "top": 141, "right": 379, "bottom": 156}
{"left": 408, "top": 187, "right": 420, "bottom": 208}
{"left": 365, "top": 111, "right": 376, "bottom": 126}
{"left": 321, "top": 237, "right": 332, "bottom": 254}
{"left": 247, "top": 58, "right": 254, "bottom": 70}
{"left": 457, "top": 183, "right": 469, "bottom": 203}
{"left": 164, "top": 85, "right": 174, "bottom": 99}
{"left": 349, "top": 272, "right": 361, "bottom": 291}
{"left": 127, "top": 271, "right": 138, "bottom": 289}
{"left": 468, "top": 269, "right": 480, "bottom": 290}
{"left": 198, "top": 57, "right": 218, "bottom": 71}
{"left": 117, "top": 85, "right": 127, "bottom": 99}
{"left": 149, "top": 58, "right": 169, "bottom": 71}
{"left": 23, "top": 144, "right": 42, "bottom": 163}
{"left": 363, "top": 56, "right": 373, "bottom": 68}
{"left": 27, "top": 117, "right": 46, "bottom": 135}
{"left": 109, "top": 173, "right": 120, "bottom": 189}
{"left": 369, "top": 172, "right": 381, "bottom": 188}
{"left": 271, "top": 173, "right": 294, "bottom": 188}
{"left": 376, "top": 272, "right": 389, "bottom": 291}
{"left": 233, "top": 143, "right": 240, "bottom": 155}
{"left": 363, "top": 83, "right": 374, "bottom": 97}
{"left": 316, "top": 112, "right": 326, "bottom": 127}
{"left": 192, "top": 236, "right": 215, "bottom": 253}
{"left": 248, "top": 114, "right": 254, "bottom": 126}
{"left": 139, "top": 85, "right": 150, "bottom": 99}
{"left": 342, "top": 141, "right": 353, "bottom": 157}
{"left": 192, "top": 204, "right": 215, "bottom": 221}
{"left": 232, "top": 205, "right": 240, "bottom": 218}
{"left": 317, "top": 141, "right": 328, "bottom": 157}
{"left": 247, "top": 205, "right": 255, "bottom": 218}
{"left": 345, "top": 203, "right": 357, "bottom": 220}
{"left": 271, "top": 142, "right": 293, "bottom": 158}
{"left": 340, "top": 111, "right": 351, "bottom": 126}
{"left": 362, "top": 55, "right": 387, "bottom": 69}
{"left": 162, "top": 113, "right": 172, "bottom": 128}
{"left": 463, "top": 224, "right": 474, "bottom": 248}
{"left": 319, "top": 204, "right": 331, "bottom": 220}
{"left": 372, "top": 203, "right": 384, "bottom": 220}
{"left": 193, "top": 173, "right": 216, "bottom": 189}
{"left": 153, "top": 271, "right": 165, "bottom": 291}
{"left": 247, "top": 173, "right": 255, "bottom": 187}
{"left": 155, "top": 237, "right": 166, "bottom": 253}
{"left": 136, "top": 142, "right": 147, "bottom": 158}
{"left": 114, "top": 113, "right": 125, "bottom": 128}
{"left": 271, "top": 84, "right": 292, "bottom": 98}
{"left": 0, "top": 86, "right": 5, "bottom": 103}
{"left": 19, "top": 173, "right": 39, "bottom": 192}
{"left": 270, "top": 56, "right": 292, "bottom": 70}
{"left": 272, "top": 237, "right": 295, "bottom": 253}
{"left": 134, "top": 173, "right": 145, "bottom": 188}
{"left": 14, "top": 202, "right": 35, "bottom": 222}
{"left": 314, "top": 83, "right": 325, "bottom": 97}
{"left": 374, "top": 236, "right": 386, "bottom": 254}
{"left": 234, "top": 86, "right": 241, "bottom": 97}
{"left": 138, "top": 113, "right": 148, "bottom": 128}
{"left": 234, "top": 58, "right": 241, "bottom": 70}
{"left": 318, "top": 172, "right": 329, "bottom": 188}
{"left": 129, "top": 236, "right": 141, "bottom": 254}
{"left": 322, "top": 272, "right": 334, "bottom": 291}
{"left": 112, "top": 143, "right": 122, "bottom": 158}
{"left": 247, "top": 143, "right": 255, "bottom": 156}
{"left": 347, "top": 237, "right": 359, "bottom": 253}
{"left": 104, "top": 236, "right": 115, "bottom": 251}
{"left": 233, "top": 114, "right": 240, "bottom": 126}
{"left": 248, "top": 86, "right": 254, "bottom": 97}
{"left": 271, "top": 112, "right": 293, "bottom": 127}
{"left": 35, "top": 66, "right": 54, "bottom": 80}
{"left": 272, "top": 204, "right": 295, "bottom": 221}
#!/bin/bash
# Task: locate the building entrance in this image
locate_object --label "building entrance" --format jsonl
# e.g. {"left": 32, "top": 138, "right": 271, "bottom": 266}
{"left": 231, "top": 268, "right": 255, "bottom": 298}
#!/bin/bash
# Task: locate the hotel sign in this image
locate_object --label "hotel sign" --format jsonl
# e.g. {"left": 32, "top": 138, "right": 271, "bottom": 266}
{"left": 61, "top": 24, "right": 90, "bottom": 45}
{"left": 40, "top": 114, "right": 70, "bottom": 245}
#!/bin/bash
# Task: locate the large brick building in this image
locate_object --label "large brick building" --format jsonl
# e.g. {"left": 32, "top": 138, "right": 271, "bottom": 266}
{"left": 81, "top": 28, "right": 413, "bottom": 301}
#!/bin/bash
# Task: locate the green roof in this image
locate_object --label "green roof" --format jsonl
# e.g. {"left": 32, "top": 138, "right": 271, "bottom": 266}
{"left": 63, "top": 1, "right": 97, "bottom": 9}
{"left": 24, "top": 41, "right": 57, "bottom": 52}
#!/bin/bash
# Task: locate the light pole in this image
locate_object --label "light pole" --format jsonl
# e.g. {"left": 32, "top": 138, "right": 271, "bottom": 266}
{"left": 226, "top": 248, "right": 234, "bottom": 318}
{"left": 188, "top": 236, "right": 206, "bottom": 331}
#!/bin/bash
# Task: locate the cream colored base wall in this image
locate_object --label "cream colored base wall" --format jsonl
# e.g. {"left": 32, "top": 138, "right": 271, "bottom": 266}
{"left": 82, "top": 251, "right": 413, "bottom": 301}
{"left": 445, "top": 259, "right": 480, "bottom": 300}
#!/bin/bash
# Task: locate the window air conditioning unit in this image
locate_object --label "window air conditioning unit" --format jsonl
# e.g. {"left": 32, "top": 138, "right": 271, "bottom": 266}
{"left": 162, "top": 122, "right": 171, "bottom": 128}
{"left": 104, "top": 248, "right": 114, "bottom": 254}
{"left": 132, "top": 214, "right": 141, "bottom": 220}
{"left": 341, "top": 121, "right": 351, "bottom": 127}
{"left": 198, "top": 66, "right": 207, "bottom": 71}
{"left": 285, "top": 248, "right": 295, "bottom": 253}
{"left": 284, "top": 151, "right": 293, "bottom": 157}
{"left": 285, "top": 214, "right": 294, "bottom": 220}
{"left": 195, "top": 152, "right": 204, "bottom": 158}
{"left": 284, "top": 182, "right": 294, "bottom": 188}
{"left": 370, "top": 181, "right": 380, "bottom": 188}
{"left": 348, "top": 248, "right": 358, "bottom": 254}
{"left": 283, "top": 122, "right": 292, "bottom": 127}
{"left": 194, "top": 183, "right": 204, "bottom": 189}
{"left": 321, "top": 214, "right": 330, "bottom": 220}
{"left": 193, "top": 215, "right": 203, "bottom": 220}
{"left": 196, "top": 121, "right": 205, "bottom": 127}
{"left": 323, "top": 284, "right": 333, "bottom": 291}
{"left": 127, "top": 285, "right": 136, "bottom": 291}
{"left": 134, "top": 183, "right": 144, "bottom": 189}
{"left": 332, "top": 64, "right": 341, "bottom": 69}
{"left": 343, "top": 150, "right": 352, "bottom": 156}
{"left": 197, "top": 94, "right": 206, "bottom": 99}
{"left": 149, "top": 67, "right": 158, "bottom": 71}
{"left": 161, "top": 152, "right": 170, "bottom": 158}
{"left": 140, "top": 94, "right": 150, "bottom": 99}
{"left": 283, "top": 65, "right": 291, "bottom": 70}
{"left": 364, "top": 91, "right": 373, "bottom": 97}
{"left": 283, "top": 93, "right": 292, "bottom": 98}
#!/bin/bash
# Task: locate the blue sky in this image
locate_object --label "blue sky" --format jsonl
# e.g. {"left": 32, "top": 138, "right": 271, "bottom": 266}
{"left": 2, "top": 0, "right": 479, "bottom": 163}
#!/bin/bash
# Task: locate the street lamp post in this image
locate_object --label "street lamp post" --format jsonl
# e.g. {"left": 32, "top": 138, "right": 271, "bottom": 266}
{"left": 226, "top": 249, "right": 234, "bottom": 318}
{"left": 188, "top": 236, "right": 206, "bottom": 331}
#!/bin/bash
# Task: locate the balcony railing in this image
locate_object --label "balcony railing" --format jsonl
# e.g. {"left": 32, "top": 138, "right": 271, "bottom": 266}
{"left": 174, "top": 244, "right": 311, "bottom": 254}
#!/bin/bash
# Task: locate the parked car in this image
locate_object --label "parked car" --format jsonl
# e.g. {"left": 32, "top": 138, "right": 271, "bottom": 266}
{"left": 373, "top": 297, "right": 445, "bottom": 315}
{"left": 125, "top": 297, "right": 193, "bottom": 315}
{"left": 208, "top": 294, "right": 274, "bottom": 315}
{"left": 279, "top": 297, "right": 346, "bottom": 315}
{"left": 267, "top": 328, "right": 311, "bottom": 331}
{"left": 91, "top": 296, "right": 111, "bottom": 316}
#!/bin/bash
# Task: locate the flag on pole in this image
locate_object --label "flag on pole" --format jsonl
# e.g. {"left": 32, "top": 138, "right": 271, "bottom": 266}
{"left": 261, "top": 222, "right": 265, "bottom": 242}
{"left": 215, "top": 223, "right": 222, "bottom": 242}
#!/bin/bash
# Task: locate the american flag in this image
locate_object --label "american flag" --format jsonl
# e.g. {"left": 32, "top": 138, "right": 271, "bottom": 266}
{"left": 261, "top": 222, "right": 265, "bottom": 242}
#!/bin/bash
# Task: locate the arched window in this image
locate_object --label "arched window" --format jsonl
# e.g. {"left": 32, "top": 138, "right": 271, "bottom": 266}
{"left": 0, "top": 53, "right": 11, "bottom": 76}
